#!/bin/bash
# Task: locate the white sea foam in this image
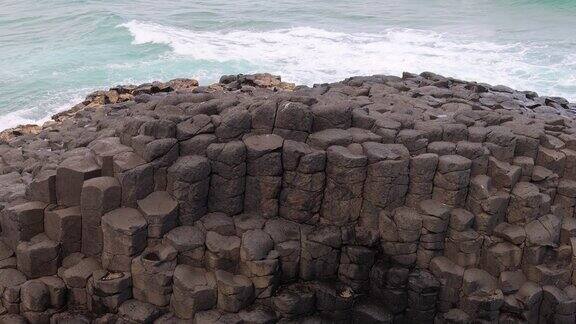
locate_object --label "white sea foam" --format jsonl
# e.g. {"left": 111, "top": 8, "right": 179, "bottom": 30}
{"left": 0, "top": 91, "right": 87, "bottom": 131}
{"left": 3, "top": 21, "right": 573, "bottom": 132}
{"left": 120, "top": 20, "right": 575, "bottom": 100}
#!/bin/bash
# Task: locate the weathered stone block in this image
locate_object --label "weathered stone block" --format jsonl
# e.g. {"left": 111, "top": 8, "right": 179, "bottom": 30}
{"left": 44, "top": 206, "right": 81, "bottom": 257}
{"left": 1, "top": 201, "right": 46, "bottom": 251}
{"left": 101, "top": 208, "right": 147, "bottom": 272}
{"left": 215, "top": 270, "right": 254, "bottom": 313}
{"left": 137, "top": 191, "right": 178, "bottom": 238}
{"left": 170, "top": 265, "right": 217, "bottom": 319}
{"left": 16, "top": 234, "right": 59, "bottom": 278}
{"left": 56, "top": 153, "right": 101, "bottom": 206}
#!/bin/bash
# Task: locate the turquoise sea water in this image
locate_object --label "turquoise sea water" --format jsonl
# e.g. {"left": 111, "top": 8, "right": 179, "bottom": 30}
{"left": 1, "top": 0, "right": 575, "bottom": 130}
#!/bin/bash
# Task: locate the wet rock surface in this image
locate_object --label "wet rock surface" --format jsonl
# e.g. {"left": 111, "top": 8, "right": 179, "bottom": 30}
{"left": 0, "top": 72, "right": 576, "bottom": 322}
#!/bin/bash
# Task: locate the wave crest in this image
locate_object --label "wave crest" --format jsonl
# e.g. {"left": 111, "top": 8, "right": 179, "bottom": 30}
{"left": 120, "top": 20, "right": 575, "bottom": 100}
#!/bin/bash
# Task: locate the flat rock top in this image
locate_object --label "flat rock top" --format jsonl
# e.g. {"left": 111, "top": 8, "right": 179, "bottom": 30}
{"left": 101, "top": 208, "right": 147, "bottom": 234}
{"left": 83, "top": 176, "right": 120, "bottom": 191}
{"left": 137, "top": 191, "right": 177, "bottom": 216}
{"left": 59, "top": 154, "right": 100, "bottom": 172}
{"left": 244, "top": 134, "right": 284, "bottom": 156}
{"left": 164, "top": 225, "right": 205, "bottom": 250}
{"left": 362, "top": 142, "right": 410, "bottom": 162}
{"left": 168, "top": 156, "right": 211, "bottom": 182}
{"left": 0, "top": 268, "right": 27, "bottom": 288}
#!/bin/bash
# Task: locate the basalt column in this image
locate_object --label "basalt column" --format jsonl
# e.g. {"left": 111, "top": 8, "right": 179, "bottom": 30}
{"left": 167, "top": 156, "right": 211, "bottom": 225}
{"left": 279, "top": 140, "right": 326, "bottom": 223}
{"left": 361, "top": 142, "right": 410, "bottom": 214}
{"left": 207, "top": 141, "right": 246, "bottom": 216}
{"left": 321, "top": 145, "right": 367, "bottom": 226}
{"left": 244, "top": 134, "right": 284, "bottom": 218}
{"left": 407, "top": 153, "right": 438, "bottom": 207}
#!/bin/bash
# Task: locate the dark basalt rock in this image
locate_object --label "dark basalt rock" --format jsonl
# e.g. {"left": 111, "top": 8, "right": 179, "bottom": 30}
{"left": 0, "top": 72, "right": 576, "bottom": 322}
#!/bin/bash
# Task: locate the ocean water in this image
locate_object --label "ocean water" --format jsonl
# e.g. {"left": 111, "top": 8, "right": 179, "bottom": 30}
{"left": 1, "top": 0, "right": 576, "bottom": 130}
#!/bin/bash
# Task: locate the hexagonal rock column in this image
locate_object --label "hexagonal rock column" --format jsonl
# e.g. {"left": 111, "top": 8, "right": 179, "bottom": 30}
{"left": 321, "top": 145, "right": 366, "bottom": 225}
{"left": 300, "top": 225, "right": 341, "bottom": 281}
{"left": 38, "top": 276, "right": 67, "bottom": 311}
{"left": 379, "top": 207, "right": 422, "bottom": 267}
{"left": 117, "top": 299, "right": 165, "bottom": 324}
{"left": 44, "top": 206, "right": 81, "bottom": 257}
{"left": 429, "top": 256, "right": 464, "bottom": 313}
{"left": 416, "top": 200, "right": 452, "bottom": 268}
{"left": 131, "top": 244, "right": 177, "bottom": 307}
{"left": 466, "top": 175, "right": 511, "bottom": 234}
{"left": 406, "top": 153, "right": 439, "bottom": 207}
{"left": 243, "top": 134, "right": 284, "bottom": 218}
{"left": 1, "top": 201, "right": 46, "bottom": 251}
{"left": 114, "top": 152, "right": 154, "bottom": 208}
{"left": 205, "top": 230, "right": 240, "bottom": 272}
{"left": 338, "top": 245, "right": 376, "bottom": 292}
{"left": 215, "top": 270, "right": 254, "bottom": 313}
{"left": 444, "top": 208, "right": 483, "bottom": 268}
{"left": 264, "top": 219, "right": 301, "bottom": 282}
{"left": 238, "top": 229, "right": 279, "bottom": 299}
{"left": 279, "top": 140, "right": 326, "bottom": 223}
{"left": 0, "top": 268, "right": 28, "bottom": 313}
{"left": 352, "top": 301, "right": 393, "bottom": 323}
{"left": 362, "top": 142, "right": 410, "bottom": 213}
{"left": 25, "top": 170, "right": 56, "bottom": 204}
{"left": 101, "top": 208, "right": 147, "bottom": 272}
{"left": 480, "top": 241, "right": 522, "bottom": 278}
{"left": 56, "top": 152, "right": 101, "bottom": 206}
{"left": 313, "top": 281, "right": 354, "bottom": 322}
{"left": 88, "top": 137, "right": 132, "bottom": 177}
{"left": 484, "top": 126, "right": 516, "bottom": 162}
{"left": 539, "top": 285, "right": 576, "bottom": 323}
{"left": 193, "top": 309, "right": 242, "bottom": 323}
{"left": 87, "top": 270, "right": 132, "bottom": 314}
{"left": 214, "top": 108, "right": 251, "bottom": 142}
{"left": 405, "top": 270, "right": 440, "bottom": 322}
{"left": 81, "top": 177, "right": 121, "bottom": 256}
{"left": 206, "top": 141, "right": 246, "bottom": 215}
{"left": 487, "top": 157, "right": 522, "bottom": 191}
{"left": 167, "top": 156, "right": 210, "bottom": 225}
{"left": 16, "top": 234, "right": 60, "bottom": 279}
{"left": 505, "top": 181, "right": 544, "bottom": 225}
{"left": 460, "top": 268, "right": 504, "bottom": 322}
{"left": 553, "top": 179, "right": 576, "bottom": 218}
{"left": 456, "top": 141, "right": 489, "bottom": 177}
{"left": 272, "top": 283, "right": 316, "bottom": 320}
{"left": 432, "top": 155, "right": 472, "bottom": 207}
{"left": 163, "top": 225, "right": 206, "bottom": 267}
{"left": 137, "top": 191, "right": 178, "bottom": 240}
{"left": 499, "top": 281, "right": 543, "bottom": 323}
{"left": 60, "top": 257, "right": 102, "bottom": 306}
{"left": 307, "top": 129, "right": 353, "bottom": 150}
{"left": 273, "top": 101, "right": 313, "bottom": 141}
{"left": 170, "top": 265, "right": 217, "bottom": 320}
{"left": 19, "top": 280, "right": 52, "bottom": 323}
{"left": 395, "top": 129, "right": 428, "bottom": 155}
{"left": 310, "top": 100, "right": 352, "bottom": 132}
{"left": 536, "top": 145, "right": 566, "bottom": 176}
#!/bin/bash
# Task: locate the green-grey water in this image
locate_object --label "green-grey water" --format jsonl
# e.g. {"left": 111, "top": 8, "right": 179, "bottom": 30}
{"left": 1, "top": 0, "right": 575, "bottom": 130}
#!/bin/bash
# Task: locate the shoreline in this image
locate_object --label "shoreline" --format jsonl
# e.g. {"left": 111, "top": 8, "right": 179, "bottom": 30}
{"left": 0, "top": 73, "right": 295, "bottom": 143}
{"left": 2, "top": 71, "right": 574, "bottom": 144}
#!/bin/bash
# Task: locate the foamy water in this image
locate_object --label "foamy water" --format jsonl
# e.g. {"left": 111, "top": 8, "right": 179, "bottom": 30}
{"left": 122, "top": 20, "right": 573, "bottom": 95}
{"left": 1, "top": 0, "right": 575, "bottom": 131}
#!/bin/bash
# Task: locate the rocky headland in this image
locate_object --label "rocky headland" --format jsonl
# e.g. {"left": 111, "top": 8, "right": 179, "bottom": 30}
{"left": 1, "top": 72, "right": 576, "bottom": 323}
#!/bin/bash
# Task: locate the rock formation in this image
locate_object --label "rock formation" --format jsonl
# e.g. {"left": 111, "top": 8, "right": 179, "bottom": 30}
{"left": 0, "top": 72, "right": 576, "bottom": 323}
